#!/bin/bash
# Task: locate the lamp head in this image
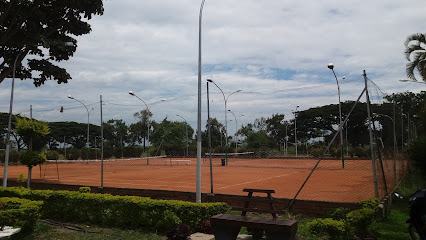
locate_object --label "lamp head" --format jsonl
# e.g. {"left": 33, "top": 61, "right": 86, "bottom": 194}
{"left": 399, "top": 79, "right": 410, "bottom": 82}
{"left": 207, "top": 79, "right": 213, "bottom": 83}
{"left": 67, "top": 95, "right": 73, "bottom": 99}
{"left": 128, "top": 91, "right": 135, "bottom": 96}
{"left": 327, "top": 63, "right": 334, "bottom": 70}
{"left": 297, "top": 105, "right": 300, "bottom": 108}
{"left": 237, "top": 89, "right": 242, "bottom": 92}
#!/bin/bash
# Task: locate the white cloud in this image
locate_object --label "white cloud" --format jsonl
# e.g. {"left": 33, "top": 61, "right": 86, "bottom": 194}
{"left": 1, "top": 0, "right": 425, "bottom": 131}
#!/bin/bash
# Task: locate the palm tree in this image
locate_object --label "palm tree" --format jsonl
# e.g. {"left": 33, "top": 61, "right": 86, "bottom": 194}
{"left": 405, "top": 33, "right": 426, "bottom": 82}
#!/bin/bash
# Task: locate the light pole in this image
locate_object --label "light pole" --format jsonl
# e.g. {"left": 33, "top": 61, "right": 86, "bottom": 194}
{"left": 129, "top": 91, "right": 165, "bottom": 165}
{"left": 176, "top": 115, "right": 189, "bottom": 156}
{"left": 68, "top": 95, "right": 90, "bottom": 164}
{"left": 196, "top": 0, "right": 206, "bottom": 203}
{"left": 3, "top": 53, "right": 21, "bottom": 187}
{"left": 328, "top": 63, "right": 345, "bottom": 168}
{"left": 228, "top": 110, "right": 238, "bottom": 153}
{"left": 206, "top": 78, "right": 241, "bottom": 165}
{"left": 293, "top": 105, "right": 299, "bottom": 157}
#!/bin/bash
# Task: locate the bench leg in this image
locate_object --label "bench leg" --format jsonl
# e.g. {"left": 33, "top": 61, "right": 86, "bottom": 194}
{"left": 212, "top": 225, "right": 240, "bottom": 240}
{"left": 265, "top": 229, "right": 297, "bottom": 240}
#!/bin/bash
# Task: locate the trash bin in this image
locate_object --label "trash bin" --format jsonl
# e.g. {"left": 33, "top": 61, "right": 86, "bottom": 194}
{"left": 221, "top": 158, "right": 225, "bottom": 166}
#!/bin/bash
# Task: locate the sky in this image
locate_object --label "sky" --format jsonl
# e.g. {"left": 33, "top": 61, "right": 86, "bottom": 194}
{"left": 1, "top": 0, "right": 426, "bottom": 136}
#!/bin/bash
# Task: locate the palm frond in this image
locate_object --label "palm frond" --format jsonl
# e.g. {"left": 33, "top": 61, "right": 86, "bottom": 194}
{"left": 405, "top": 33, "right": 426, "bottom": 47}
{"left": 404, "top": 44, "right": 425, "bottom": 61}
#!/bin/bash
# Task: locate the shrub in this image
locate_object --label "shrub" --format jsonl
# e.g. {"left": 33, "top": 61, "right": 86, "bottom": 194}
{"left": 79, "top": 187, "right": 91, "bottom": 193}
{"left": 19, "top": 151, "right": 46, "bottom": 168}
{"left": 359, "top": 198, "right": 379, "bottom": 212}
{"left": 17, "top": 173, "right": 26, "bottom": 187}
{"left": 326, "top": 207, "right": 350, "bottom": 221}
{"left": 0, "top": 187, "right": 228, "bottom": 233}
{"left": 307, "top": 218, "right": 352, "bottom": 240}
{"left": 0, "top": 197, "right": 43, "bottom": 231}
{"left": 346, "top": 208, "right": 375, "bottom": 235}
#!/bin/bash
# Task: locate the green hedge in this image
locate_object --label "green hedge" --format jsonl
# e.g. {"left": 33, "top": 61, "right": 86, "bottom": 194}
{"left": 0, "top": 187, "right": 228, "bottom": 232}
{"left": 0, "top": 197, "right": 43, "bottom": 230}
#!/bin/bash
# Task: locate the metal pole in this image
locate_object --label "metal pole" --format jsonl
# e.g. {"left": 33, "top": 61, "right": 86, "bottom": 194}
{"left": 68, "top": 96, "right": 90, "bottom": 164}
{"left": 100, "top": 95, "right": 104, "bottom": 189}
{"left": 294, "top": 106, "right": 299, "bottom": 157}
{"left": 3, "top": 53, "right": 21, "bottom": 187}
{"left": 196, "top": 0, "right": 206, "bottom": 203}
{"left": 364, "top": 70, "right": 379, "bottom": 199}
{"left": 207, "top": 81, "right": 213, "bottom": 193}
{"left": 328, "top": 64, "right": 344, "bottom": 168}
{"left": 228, "top": 110, "right": 237, "bottom": 153}
{"left": 393, "top": 101, "right": 397, "bottom": 182}
{"left": 401, "top": 107, "right": 404, "bottom": 150}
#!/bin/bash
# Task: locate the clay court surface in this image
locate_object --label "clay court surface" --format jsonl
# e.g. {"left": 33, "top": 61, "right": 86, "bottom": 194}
{"left": 1, "top": 157, "right": 384, "bottom": 203}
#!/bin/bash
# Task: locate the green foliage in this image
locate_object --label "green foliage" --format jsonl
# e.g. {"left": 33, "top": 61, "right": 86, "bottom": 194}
{"left": 407, "top": 136, "right": 426, "bottom": 178}
{"left": 0, "top": 1, "right": 104, "bottom": 86}
{"left": 65, "top": 147, "right": 81, "bottom": 160}
{"left": 404, "top": 33, "right": 426, "bottom": 82}
{"left": 17, "top": 173, "right": 26, "bottom": 186}
{"left": 15, "top": 117, "right": 50, "bottom": 151}
{"left": 346, "top": 208, "right": 375, "bottom": 235}
{"left": 359, "top": 198, "right": 379, "bottom": 211}
{"left": 78, "top": 187, "right": 91, "bottom": 193}
{"left": 353, "top": 145, "right": 370, "bottom": 158}
{"left": 45, "top": 150, "right": 59, "bottom": 160}
{"left": 0, "top": 187, "right": 228, "bottom": 233}
{"left": 308, "top": 199, "right": 380, "bottom": 239}
{"left": 307, "top": 218, "right": 351, "bottom": 240}
{"left": 0, "top": 150, "right": 20, "bottom": 163}
{"left": 0, "top": 197, "right": 43, "bottom": 230}
{"left": 19, "top": 151, "right": 47, "bottom": 168}
{"left": 326, "top": 207, "right": 350, "bottom": 221}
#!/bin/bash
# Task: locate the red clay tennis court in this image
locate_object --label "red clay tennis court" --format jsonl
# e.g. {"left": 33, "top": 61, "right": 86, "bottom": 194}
{"left": 1, "top": 156, "right": 400, "bottom": 203}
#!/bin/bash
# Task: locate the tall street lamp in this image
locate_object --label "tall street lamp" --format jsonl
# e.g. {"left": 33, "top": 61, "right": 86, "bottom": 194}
{"left": 196, "top": 0, "right": 206, "bottom": 203}
{"left": 68, "top": 95, "right": 90, "bottom": 164}
{"left": 206, "top": 78, "right": 241, "bottom": 165}
{"left": 176, "top": 115, "right": 189, "bottom": 156}
{"left": 228, "top": 109, "right": 238, "bottom": 153}
{"left": 3, "top": 53, "right": 21, "bottom": 187}
{"left": 129, "top": 91, "right": 165, "bottom": 165}
{"left": 293, "top": 105, "right": 299, "bottom": 157}
{"left": 328, "top": 63, "right": 345, "bottom": 168}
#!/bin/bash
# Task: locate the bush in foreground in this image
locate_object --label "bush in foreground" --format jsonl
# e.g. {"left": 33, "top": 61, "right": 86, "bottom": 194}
{"left": 0, "top": 187, "right": 228, "bottom": 233}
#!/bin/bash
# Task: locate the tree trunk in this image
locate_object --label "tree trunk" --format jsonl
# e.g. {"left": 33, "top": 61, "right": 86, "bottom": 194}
{"left": 27, "top": 166, "right": 32, "bottom": 190}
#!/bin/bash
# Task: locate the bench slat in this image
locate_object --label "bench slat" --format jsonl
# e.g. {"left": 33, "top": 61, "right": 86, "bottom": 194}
{"left": 243, "top": 188, "right": 275, "bottom": 193}
{"left": 232, "top": 207, "right": 286, "bottom": 215}
{"left": 238, "top": 197, "right": 280, "bottom": 203}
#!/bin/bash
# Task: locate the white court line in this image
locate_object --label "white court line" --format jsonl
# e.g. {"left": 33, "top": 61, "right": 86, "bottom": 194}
{"left": 216, "top": 171, "right": 299, "bottom": 190}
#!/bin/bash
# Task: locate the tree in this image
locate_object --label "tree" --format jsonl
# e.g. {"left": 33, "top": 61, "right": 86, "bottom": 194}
{"left": 19, "top": 150, "right": 46, "bottom": 189}
{"left": 202, "top": 118, "right": 225, "bottom": 149}
{"left": 404, "top": 33, "right": 426, "bottom": 82}
{"left": 150, "top": 118, "right": 194, "bottom": 155}
{"left": 15, "top": 117, "right": 49, "bottom": 151}
{"left": 0, "top": 0, "right": 104, "bottom": 86}
{"left": 265, "top": 113, "right": 287, "bottom": 149}
{"left": 133, "top": 109, "right": 152, "bottom": 151}
{"left": 15, "top": 117, "right": 49, "bottom": 189}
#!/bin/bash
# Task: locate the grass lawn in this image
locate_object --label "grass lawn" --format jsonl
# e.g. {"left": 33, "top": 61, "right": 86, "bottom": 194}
{"left": 11, "top": 221, "right": 166, "bottom": 240}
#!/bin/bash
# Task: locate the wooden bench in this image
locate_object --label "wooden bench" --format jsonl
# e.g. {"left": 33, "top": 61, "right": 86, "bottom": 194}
{"left": 210, "top": 189, "right": 297, "bottom": 240}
